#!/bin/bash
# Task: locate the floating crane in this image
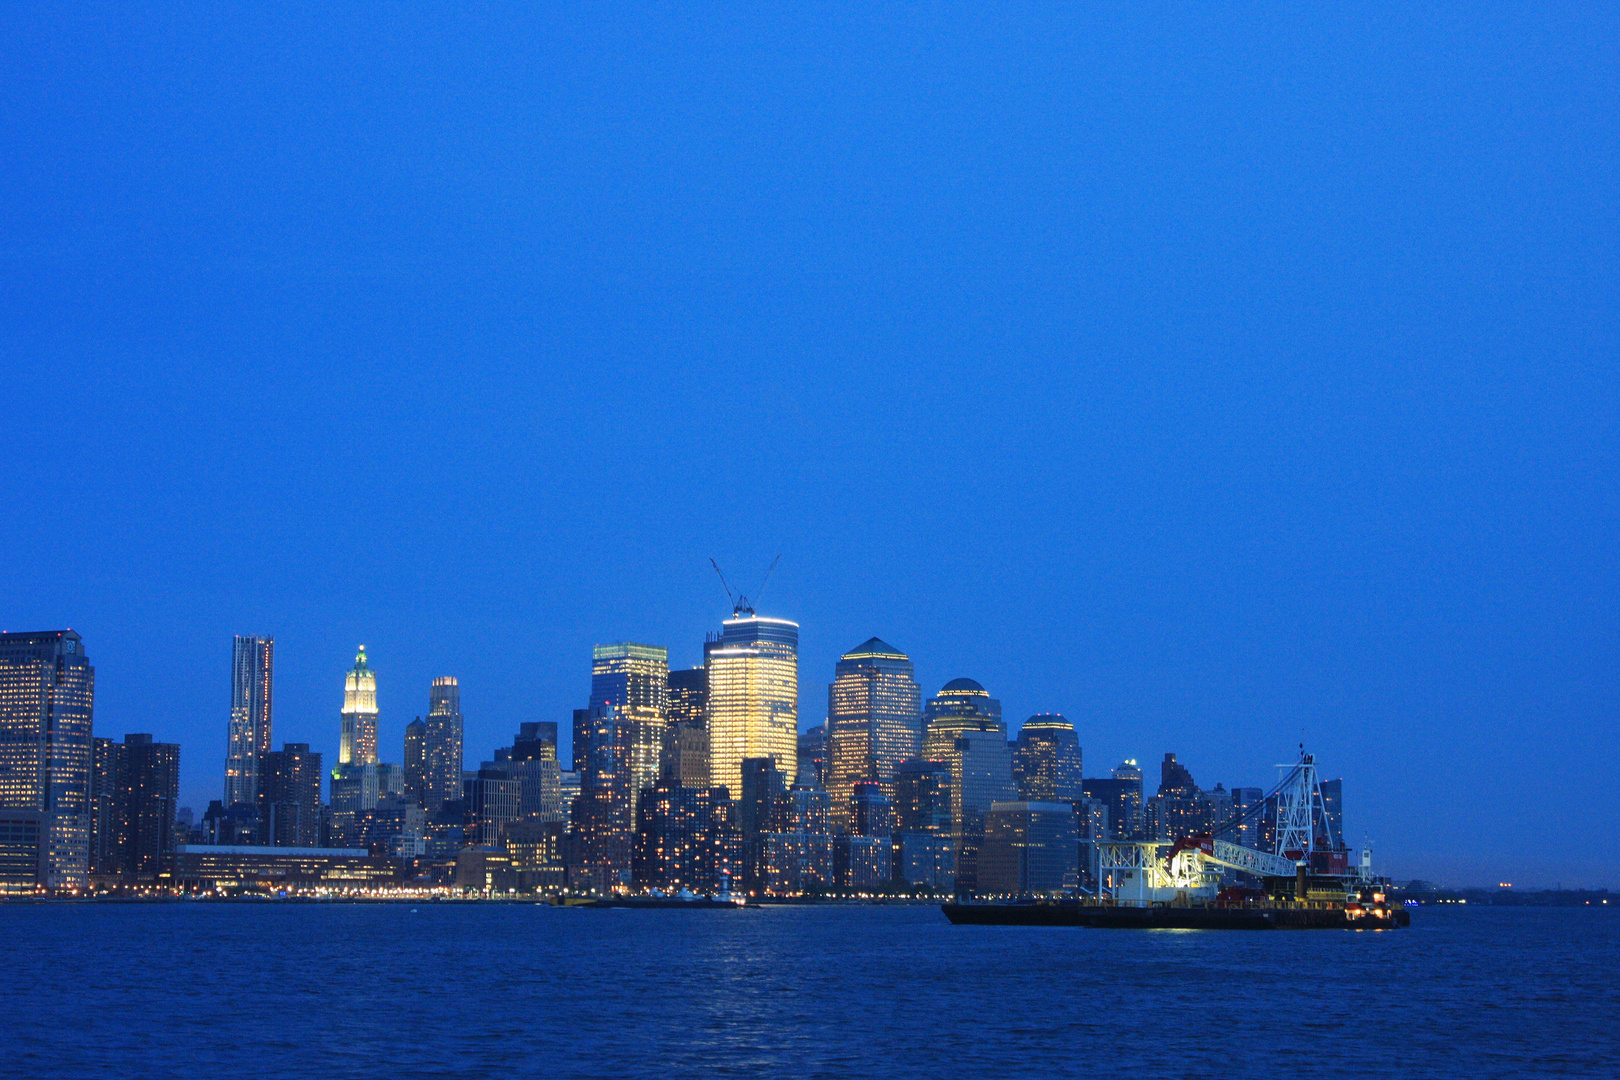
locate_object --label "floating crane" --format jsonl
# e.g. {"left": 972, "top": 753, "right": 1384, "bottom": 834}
{"left": 1096, "top": 746, "right": 1370, "bottom": 905}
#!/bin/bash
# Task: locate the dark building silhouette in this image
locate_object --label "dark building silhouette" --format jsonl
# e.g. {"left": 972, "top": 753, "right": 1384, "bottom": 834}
{"left": 1317, "top": 778, "right": 1344, "bottom": 849}
{"left": 663, "top": 667, "right": 711, "bottom": 790}
{"left": 403, "top": 718, "right": 427, "bottom": 806}
{"left": 125, "top": 734, "right": 180, "bottom": 881}
{"left": 893, "top": 759, "right": 952, "bottom": 834}
{"left": 848, "top": 782, "right": 893, "bottom": 837}
{"left": 570, "top": 703, "right": 635, "bottom": 890}
{"left": 422, "top": 677, "right": 463, "bottom": 812}
{"left": 1082, "top": 764, "right": 1145, "bottom": 842}
{"left": 487, "top": 722, "right": 562, "bottom": 822}
{"left": 795, "top": 722, "right": 826, "bottom": 790}
{"left": 978, "top": 801, "right": 1080, "bottom": 896}
{"left": 259, "top": 743, "right": 322, "bottom": 847}
{"left": 737, "top": 756, "right": 786, "bottom": 889}
{"left": 89, "top": 737, "right": 129, "bottom": 879}
{"left": 1148, "top": 752, "right": 1208, "bottom": 841}
{"left": 465, "top": 768, "right": 520, "bottom": 848}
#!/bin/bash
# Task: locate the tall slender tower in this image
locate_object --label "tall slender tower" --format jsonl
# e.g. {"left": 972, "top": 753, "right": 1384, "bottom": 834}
{"left": 825, "top": 637, "right": 921, "bottom": 826}
{"left": 706, "top": 613, "right": 798, "bottom": 800}
{"left": 224, "top": 635, "right": 273, "bottom": 807}
{"left": 0, "top": 630, "right": 95, "bottom": 892}
{"left": 423, "top": 676, "right": 462, "bottom": 811}
{"left": 590, "top": 644, "right": 668, "bottom": 821}
{"left": 339, "top": 646, "right": 379, "bottom": 766}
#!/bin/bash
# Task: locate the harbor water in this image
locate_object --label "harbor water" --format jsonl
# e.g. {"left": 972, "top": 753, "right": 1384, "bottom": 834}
{"left": 4, "top": 902, "right": 1615, "bottom": 1078}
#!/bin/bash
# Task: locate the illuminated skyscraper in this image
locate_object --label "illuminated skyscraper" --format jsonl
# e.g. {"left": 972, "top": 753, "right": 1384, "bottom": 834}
{"left": 339, "top": 646, "right": 379, "bottom": 766}
{"left": 825, "top": 638, "right": 921, "bottom": 827}
{"left": 423, "top": 677, "right": 463, "bottom": 811}
{"left": 224, "top": 635, "right": 273, "bottom": 808}
{"left": 1011, "top": 714, "right": 1082, "bottom": 802}
{"left": 0, "top": 630, "right": 95, "bottom": 891}
{"left": 706, "top": 614, "right": 798, "bottom": 799}
{"left": 590, "top": 643, "right": 668, "bottom": 821}
{"left": 921, "top": 679, "right": 1012, "bottom": 894}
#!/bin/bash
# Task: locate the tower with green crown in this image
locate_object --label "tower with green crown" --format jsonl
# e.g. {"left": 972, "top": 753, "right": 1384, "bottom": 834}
{"left": 339, "top": 645, "right": 379, "bottom": 766}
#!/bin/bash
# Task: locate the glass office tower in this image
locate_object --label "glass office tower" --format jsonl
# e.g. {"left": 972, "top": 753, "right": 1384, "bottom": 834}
{"left": 591, "top": 643, "right": 669, "bottom": 822}
{"left": 706, "top": 615, "right": 798, "bottom": 800}
{"left": 423, "top": 676, "right": 463, "bottom": 811}
{"left": 0, "top": 630, "right": 95, "bottom": 891}
{"left": 1011, "top": 714, "right": 1082, "bottom": 802}
{"left": 224, "top": 635, "right": 273, "bottom": 808}
{"left": 921, "top": 678, "right": 1012, "bottom": 894}
{"left": 825, "top": 637, "right": 921, "bottom": 828}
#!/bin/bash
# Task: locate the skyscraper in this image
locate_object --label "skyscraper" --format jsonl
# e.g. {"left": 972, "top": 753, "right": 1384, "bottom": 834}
{"left": 486, "top": 722, "right": 562, "bottom": 822}
{"left": 977, "top": 801, "right": 1080, "bottom": 896}
{"left": 224, "top": 635, "right": 273, "bottom": 808}
{"left": 796, "top": 723, "right": 826, "bottom": 789}
{"left": 920, "top": 679, "right": 1013, "bottom": 894}
{"left": 125, "top": 733, "right": 180, "bottom": 881}
{"left": 339, "top": 646, "right": 379, "bottom": 767}
{"left": 0, "top": 630, "right": 95, "bottom": 891}
{"left": 590, "top": 643, "right": 668, "bottom": 822}
{"left": 89, "top": 737, "right": 128, "bottom": 879}
{"left": 920, "top": 678, "right": 1003, "bottom": 759}
{"left": 1317, "top": 778, "right": 1344, "bottom": 848}
{"left": 570, "top": 703, "right": 636, "bottom": 891}
{"left": 259, "top": 743, "right": 322, "bottom": 847}
{"left": 423, "top": 677, "right": 463, "bottom": 811}
{"left": 1081, "top": 762, "right": 1145, "bottom": 842}
{"left": 403, "top": 718, "right": 427, "bottom": 806}
{"left": 1011, "top": 715, "right": 1082, "bottom": 802}
{"left": 825, "top": 638, "right": 921, "bottom": 825}
{"left": 666, "top": 666, "right": 707, "bottom": 730}
{"left": 706, "top": 614, "right": 798, "bottom": 799}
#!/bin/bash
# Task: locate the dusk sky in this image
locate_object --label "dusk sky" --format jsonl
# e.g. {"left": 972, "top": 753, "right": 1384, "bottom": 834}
{"left": 3, "top": 3, "right": 1614, "bottom": 887}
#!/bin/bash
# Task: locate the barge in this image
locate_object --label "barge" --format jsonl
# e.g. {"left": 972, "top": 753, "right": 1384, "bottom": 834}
{"left": 943, "top": 886, "right": 1408, "bottom": 930}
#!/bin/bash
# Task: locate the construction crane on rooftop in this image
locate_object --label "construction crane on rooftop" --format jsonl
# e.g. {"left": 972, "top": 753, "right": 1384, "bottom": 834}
{"left": 710, "top": 554, "right": 781, "bottom": 616}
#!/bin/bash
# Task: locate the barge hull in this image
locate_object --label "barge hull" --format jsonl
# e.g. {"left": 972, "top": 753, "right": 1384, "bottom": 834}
{"left": 941, "top": 902, "right": 1406, "bottom": 930}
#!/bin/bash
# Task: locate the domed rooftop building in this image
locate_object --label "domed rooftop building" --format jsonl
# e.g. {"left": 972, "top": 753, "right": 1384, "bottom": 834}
{"left": 921, "top": 677, "right": 1004, "bottom": 760}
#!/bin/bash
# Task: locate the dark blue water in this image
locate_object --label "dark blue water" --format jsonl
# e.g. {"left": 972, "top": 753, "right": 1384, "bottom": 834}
{"left": 4, "top": 902, "right": 1615, "bottom": 1078}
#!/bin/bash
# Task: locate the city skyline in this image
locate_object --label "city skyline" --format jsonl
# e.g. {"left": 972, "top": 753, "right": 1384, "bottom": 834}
{"left": 3, "top": 7, "right": 1614, "bottom": 894}
{"left": 10, "top": 600, "right": 1610, "bottom": 890}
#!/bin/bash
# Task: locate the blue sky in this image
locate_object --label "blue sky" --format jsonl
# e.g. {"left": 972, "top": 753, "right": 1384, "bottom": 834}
{"left": 2, "top": 3, "right": 1615, "bottom": 886}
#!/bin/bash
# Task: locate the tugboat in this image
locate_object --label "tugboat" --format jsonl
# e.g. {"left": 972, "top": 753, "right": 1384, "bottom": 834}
{"left": 944, "top": 748, "right": 1408, "bottom": 930}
